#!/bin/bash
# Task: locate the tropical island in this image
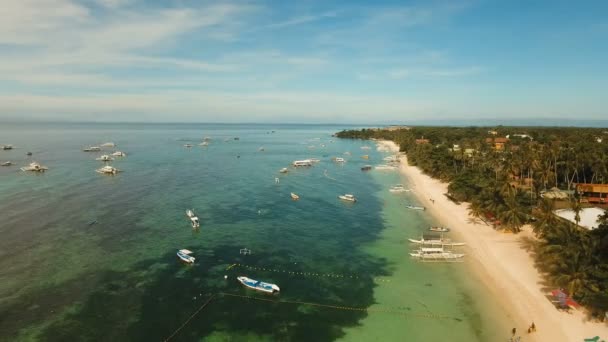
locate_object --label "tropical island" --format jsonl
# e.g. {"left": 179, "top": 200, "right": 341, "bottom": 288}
{"left": 337, "top": 125, "right": 608, "bottom": 340}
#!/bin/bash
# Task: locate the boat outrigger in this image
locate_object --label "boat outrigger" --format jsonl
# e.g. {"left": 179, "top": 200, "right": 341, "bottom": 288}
{"left": 177, "top": 249, "right": 195, "bottom": 264}
{"left": 186, "top": 209, "right": 200, "bottom": 228}
{"left": 406, "top": 205, "right": 425, "bottom": 211}
{"left": 410, "top": 247, "right": 464, "bottom": 261}
{"left": 237, "top": 276, "right": 280, "bottom": 294}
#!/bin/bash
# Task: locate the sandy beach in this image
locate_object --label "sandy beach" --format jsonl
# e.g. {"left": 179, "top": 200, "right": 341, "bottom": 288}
{"left": 378, "top": 139, "right": 608, "bottom": 342}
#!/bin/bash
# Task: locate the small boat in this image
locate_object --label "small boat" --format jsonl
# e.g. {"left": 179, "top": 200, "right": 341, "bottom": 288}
{"left": 408, "top": 234, "right": 465, "bottom": 246}
{"left": 389, "top": 185, "right": 410, "bottom": 193}
{"left": 101, "top": 142, "right": 116, "bottom": 147}
{"left": 309, "top": 158, "right": 320, "bottom": 163}
{"left": 183, "top": 144, "right": 193, "bottom": 148}
{"left": 409, "top": 247, "right": 464, "bottom": 261}
{"left": 361, "top": 155, "right": 369, "bottom": 159}
{"left": 334, "top": 157, "right": 346, "bottom": 163}
{"left": 83, "top": 146, "right": 101, "bottom": 152}
{"left": 258, "top": 147, "right": 265, "bottom": 152}
{"left": 406, "top": 205, "right": 425, "bottom": 211}
{"left": 292, "top": 159, "right": 312, "bottom": 167}
{"left": 186, "top": 209, "right": 200, "bottom": 228}
{"left": 338, "top": 194, "right": 357, "bottom": 202}
{"left": 26, "top": 152, "right": 32, "bottom": 156}
{"left": 199, "top": 141, "right": 209, "bottom": 146}
{"left": 203, "top": 137, "right": 211, "bottom": 141}
{"left": 112, "top": 151, "right": 126, "bottom": 157}
{"left": 1, "top": 161, "right": 12, "bottom": 166}
{"left": 2, "top": 145, "right": 13, "bottom": 150}
{"left": 177, "top": 249, "right": 195, "bottom": 264}
{"left": 237, "top": 276, "right": 280, "bottom": 294}
{"left": 429, "top": 226, "right": 450, "bottom": 233}
{"left": 96, "top": 165, "right": 120, "bottom": 174}
{"left": 20, "top": 162, "right": 48, "bottom": 172}
{"left": 234, "top": 137, "right": 240, "bottom": 140}
{"left": 279, "top": 168, "right": 289, "bottom": 173}
{"left": 291, "top": 192, "right": 300, "bottom": 201}
{"left": 383, "top": 155, "right": 399, "bottom": 162}
{"left": 96, "top": 155, "right": 114, "bottom": 162}
{"left": 375, "top": 164, "right": 397, "bottom": 170}
{"left": 360, "top": 146, "right": 371, "bottom": 150}
{"left": 361, "top": 165, "right": 372, "bottom": 171}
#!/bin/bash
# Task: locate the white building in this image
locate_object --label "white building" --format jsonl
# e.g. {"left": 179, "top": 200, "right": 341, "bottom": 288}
{"left": 553, "top": 207, "right": 606, "bottom": 230}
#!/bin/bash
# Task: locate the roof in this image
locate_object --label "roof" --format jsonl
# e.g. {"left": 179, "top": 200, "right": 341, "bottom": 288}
{"left": 553, "top": 207, "right": 606, "bottom": 230}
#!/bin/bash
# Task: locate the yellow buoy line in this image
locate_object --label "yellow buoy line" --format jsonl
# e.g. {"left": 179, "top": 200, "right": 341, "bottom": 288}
{"left": 226, "top": 263, "right": 391, "bottom": 283}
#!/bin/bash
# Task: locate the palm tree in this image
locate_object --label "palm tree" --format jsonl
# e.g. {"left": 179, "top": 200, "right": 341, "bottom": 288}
{"left": 499, "top": 196, "right": 527, "bottom": 233}
{"left": 532, "top": 198, "right": 559, "bottom": 237}
{"left": 570, "top": 197, "right": 583, "bottom": 227}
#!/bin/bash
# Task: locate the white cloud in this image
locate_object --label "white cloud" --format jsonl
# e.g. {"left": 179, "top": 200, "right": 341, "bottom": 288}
{"left": 265, "top": 11, "right": 337, "bottom": 29}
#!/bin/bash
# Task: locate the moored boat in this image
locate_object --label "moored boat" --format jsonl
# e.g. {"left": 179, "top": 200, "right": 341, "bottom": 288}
{"left": 290, "top": 192, "right": 300, "bottom": 200}
{"left": 101, "top": 142, "right": 115, "bottom": 147}
{"left": 186, "top": 209, "right": 200, "bottom": 228}
{"left": 96, "top": 165, "right": 120, "bottom": 174}
{"left": 183, "top": 144, "right": 193, "bottom": 148}
{"left": 112, "top": 151, "right": 126, "bottom": 157}
{"left": 389, "top": 184, "right": 410, "bottom": 192}
{"left": 429, "top": 226, "right": 450, "bottom": 233}
{"left": 279, "top": 167, "right": 289, "bottom": 173}
{"left": 177, "top": 249, "right": 195, "bottom": 263}
{"left": 20, "top": 162, "right": 48, "bottom": 172}
{"left": 96, "top": 154, "right": 114, "bottom": 161}
{"left": 333, "top": 157, "right": 346, "bottom": 163}
{"left": 406, "top": 205, "right": 425, "bottom": 211}
{"left": 408, "top": 234, "right": 465, "bottom": 246}
{"left": 83, "top": 146, "right": 101, "bottom": 152}
{"left": 361, "top": 165, "right": 372, "bottom": 171}
{"left": 338, "top": 194, "right": 357, "bottom": 202}
{"left": 2, "top": 145, "right": 13, "bottom": 150}
{"left": 237, "top": 276, "right": 280, "bottom": 294}
{"left": 1, "top": 161, "right": 12, "bottom": 166}
{"left": 375, "top": 164, "right": 397, "bottom": 170}
{"left": 409, "top": 247, "right": 465, "bottom": 261}
{"left": 292, "top": 159, "right": 312, "bottom": 167}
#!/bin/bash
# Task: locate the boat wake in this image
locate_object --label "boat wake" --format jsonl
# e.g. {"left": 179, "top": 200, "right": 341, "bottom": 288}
{"left": 323, "top": 169, "right": 337, "bottom": 181}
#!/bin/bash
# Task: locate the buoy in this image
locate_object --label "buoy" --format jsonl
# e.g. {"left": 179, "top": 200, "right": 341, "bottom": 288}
{"left": 224, "top": 275, "right": 228, "bottom": 279}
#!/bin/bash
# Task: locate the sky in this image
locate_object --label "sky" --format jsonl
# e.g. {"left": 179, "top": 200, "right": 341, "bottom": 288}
{"left": 0, "top": 0, "right": 607, "bottom": 123}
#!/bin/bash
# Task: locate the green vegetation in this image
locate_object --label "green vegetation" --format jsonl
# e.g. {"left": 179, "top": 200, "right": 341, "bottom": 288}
{"left": 337, "top": 126, "right": 608, "bottom": 319}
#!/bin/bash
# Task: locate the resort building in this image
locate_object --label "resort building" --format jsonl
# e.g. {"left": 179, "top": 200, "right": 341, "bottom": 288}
{"left": 576, "top": 183, "right": 608, "bottom": 203}
{"left": 485, "top": 137, "right": 509, "bottom": 151}
{"left": 553, "top": 207, "right": 606, "bottom": 230}
{"left": 487, "top": 130, "right": 498, "bottom": 135}
{"left": 415, "top": 137, "right": 430, "bottom": 144}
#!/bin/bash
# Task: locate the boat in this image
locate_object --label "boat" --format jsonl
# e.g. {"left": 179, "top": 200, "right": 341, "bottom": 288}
{"left": 234, "top": 137, "right": 240, "bottom": 140}
{"left": 309, "top": 158, "right": 320, "bottom": 163}
{"left": 258, "top": 147, "right": 265, "bottom": 151}
{"left": 183, "top": 144, "right": 193, "bottom": 148}
{"left": 101, "top": 142, "right": 115, "bottom": 147}
{"left": 360, "top": 146, "right": 371, "bottom": 150}
{"left": 375, "top": 164, "right": 397, "bottom": 170}
{"left": 292, "top": 159, "right": 312, "bottom": 167}
{"left": 1, "top": 161, "right": 12, "bottom": 166}
{"left": 203, "top": 136, "right": 211, "bottom": 141}
{"left": 383, "top": 155, "right": 399, "bottom": 162}
{"left": 83, "top": 146, "right": 101, "bottom": 152}
{"left": 361, "top": 155, "right": 369, "bottom": 159}
{"left": 279, "top": 167, "right": 289, "bottom": 173}
{"left": 389, "top": 184, "right": 410, "bottom": 192}
{"left": 199, "top": 141, "right": 209, "bottom": 146}
{"left": 343, "top": 152, "right": 351, "bottom": 156}
{"left": 338, "top": 194, "right": 357, "bottom": 202}
{"left": 409, "top": 247, "right": 465, "bottom": 261}
{"left": 186, "top": 209, "right": 200, "bottom": 228}
{"left": 20, "top": 162, "right": 48, "bottom": 172}
{"left": 237, "top": 276, "right": 280, "bottom": 294}
{"left": 96, "top": 165, "right": 120, "bottom": 174}
{"left": 361, "top": 165, "right": 372, "bottom": 171}
{"left": 177, "top": 249, "right": 195, "bottom": 264}
{"left": 429, "top": 226, "right": 450, "bottom": 233}
{"left": 111, "top": 151, "right": 126, "bottom": 157}
{"left": 334, "top": 157, "right": 346, "bottom": 163}
{"left": 95, "top": 155, "right": 114, "bottom": 162}
{"left": 406, "top": 205, "right": 425, "bottom": 211}
{"left": 408, "top": 234, "right": 465, "bottom": 246}
{"left": 26, "top": 152, "right": 32, "bottom": 156}
{"left": 2, "top": 145, "right": 13, "bottom": 150}
{"left": 291, "top": 192, "right": 300, "bottom": 200}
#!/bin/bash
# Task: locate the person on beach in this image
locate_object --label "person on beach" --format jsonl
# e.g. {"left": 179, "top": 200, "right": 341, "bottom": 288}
{"left": 512, "top": 327, "right": 516, "bottom": 336}
{"left": 531, "top": 322, "right": 535, "bottom": 332}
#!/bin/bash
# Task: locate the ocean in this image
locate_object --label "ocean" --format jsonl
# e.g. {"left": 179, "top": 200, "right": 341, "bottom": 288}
{"left": 0, "top": 123, "right": 511, "bottom": 341}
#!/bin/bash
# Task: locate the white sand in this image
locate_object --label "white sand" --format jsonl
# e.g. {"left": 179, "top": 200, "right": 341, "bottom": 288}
{"left": 377, "top": 140, "right": 608, "bottom": 342}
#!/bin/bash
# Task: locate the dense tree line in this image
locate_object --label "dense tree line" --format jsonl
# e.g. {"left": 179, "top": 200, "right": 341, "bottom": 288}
{"left": 337, "top": 126, "right": 608, "bottom": 319}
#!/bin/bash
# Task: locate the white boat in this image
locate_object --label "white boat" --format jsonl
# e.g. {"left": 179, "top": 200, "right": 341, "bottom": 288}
{"left": 96, "top": 165, "right": 120, "bottom": 174}
{"left": 293, "top": 159, "right": 312, "bottom": 167}
{"left": 186, "top": 209, "right": 200, "bottom": 228}
{"left": 258, "top": 147, "right": 265, "bottom": 151}
{"left": 408, "top": 235, "right": 465, "bottom": 246}
{"left": 375, "top": 164, "right": 397, "bottom": 170}
{"left": 183, "top": 144, "right": 193, "bottom": 148}
{"left": 309, "top": 158, "right": 321, "bottom": 163}
{"left": 291, "top": 192, "right": 300, "bottom": 200}
{"left": 338, "top": 194, "right": 357, "bottom": 202}
{"left": 429, "top": 226, "right": 450, "bottom": 233}
{"left": 96, "top": 155, "right": 114, "bottom": 161}
{"left": 360, "top": 146, "right": 371, "bottom": 150}
{"left": 101, "top": 142, "right": 115, "bottom": 147}
{"left": 2, "top": 145, "right": 13, "bottom": 150}
{"left": 410, "top": 247, "right": 465, "bottom": 261}
{"left": 111, "top": 151, "right": 126, "bottom": 157}
{"left": 199, "top": 141, "right": 209, "bottom": 146}
{"left": 334, "top": 157, "right": 346, "bottom": 163}
{"left": 406, "top": 205, "right": 425, "bottom": 211}
{"left": 20, "top": 162, "right": 48, "bottom": 172}
{"left": 389, "top": 185, "right": 410, "bottom": 193}
{"left": 279, "top": 168, "right": 289, "bottom": 173}
{"left": 383, "top": 155, "right": 399, "bottom": 162}
{"left": 177, "top": 249, "right": 195, "bottom": 264}
{"left": 237, "top": 276, "right": 280, "bottom": 294}
{"left": 203, "top": 136, "right": 211, "bottom": 141}
{"left": 1, "top": 161, "right": 11, "bottom": 166}
{"left": 83, "top": 146, "right": 101, "bottom": 152}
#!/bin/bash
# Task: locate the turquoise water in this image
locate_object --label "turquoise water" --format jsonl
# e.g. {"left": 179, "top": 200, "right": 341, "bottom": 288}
{"left": 0, "top": 123, "right": 509, "bottom": 341}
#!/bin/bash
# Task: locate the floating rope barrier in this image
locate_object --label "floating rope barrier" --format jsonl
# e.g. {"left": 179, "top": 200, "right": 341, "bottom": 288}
{"left": 164, "top": 293, "right": 216, "bottom": 342}
{"left": 228, "top": 263, "right": 391, "bottom": 283}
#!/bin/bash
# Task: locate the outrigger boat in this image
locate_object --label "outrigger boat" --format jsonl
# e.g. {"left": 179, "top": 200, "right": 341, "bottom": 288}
{"left": 361, "top": 165, "right": 372, "bottom": 171}
{"left": 375, "top": 164, "right": 397, "bottom": 170}
{"left": 96, "top": 165, "right": 120, "bottom": 175}
{"left": 96, "top": 155, "right": 114, "bottom": 161}
{"left": 408, "top": 234, "right": 465, "bottom": 246}
{"left": 112, "top": 151, "right": 126, "bottom": 157}
{"left": 290, "top": 192, "right": 300, "bottom": 201}
{"left": 177, "top": 249, "right": 195, "bottom": 264}
{"left": 406, "top": 205, "right": 425, "bottom": 211}
{"left": 429, "top": 226, "right": 450, "bottom": 233}
{"left": 237, "top": 276, "right": 280, "bottom": 294}
{"left": 338, "top": 194, "right": 357, "bottom": 202}
{"left": 279, "top": 167, "right": 289, "bottom": 173}
{"left": 83, "top": 146, "right": 101, "bottom": 152}
{"left": 2, "top": 145, "right": 13, "bottom": 150}
{"left": 21, "top": 162, "right": 48, "bottom": 172}
{"left": 389, "top": 184, "right": 410, "bottom": 192}
{"left": 410, "top": 247, "right": 464, "bottom": 261}
{"left": 1, "top": 161, "right": 12, "bottom": 166}
{"left": 186, "top": 209, "right": 200, "bottom": 228}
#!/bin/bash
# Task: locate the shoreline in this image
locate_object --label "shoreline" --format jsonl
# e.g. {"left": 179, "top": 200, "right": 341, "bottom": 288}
{"left": 377, "top": 139, "right": 607, "bottom": 342}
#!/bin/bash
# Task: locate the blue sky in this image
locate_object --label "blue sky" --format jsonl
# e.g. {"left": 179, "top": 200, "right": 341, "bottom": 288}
{"left": 0, "top": 0, "right": 607, "bottom": 123}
